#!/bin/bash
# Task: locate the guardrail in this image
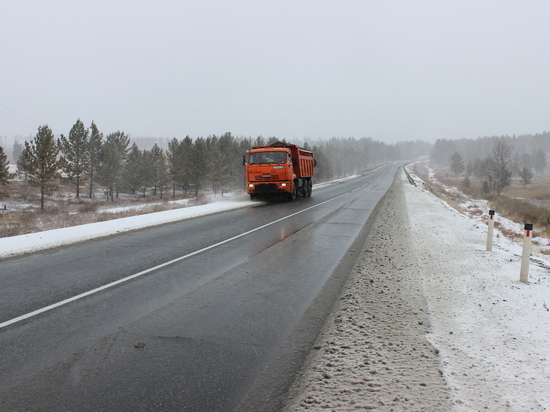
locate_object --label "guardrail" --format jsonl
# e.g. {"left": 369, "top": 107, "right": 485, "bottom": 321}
{"left": 403, "top": 164, "right": 417, "bottom": 187}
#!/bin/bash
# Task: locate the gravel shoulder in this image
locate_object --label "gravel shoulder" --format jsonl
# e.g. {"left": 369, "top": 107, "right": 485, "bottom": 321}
{"left": 283, "top": 171, "right": 451, "bottom": 411}
{"left": 284, "top": 168, "right": 550, "bottom": 411}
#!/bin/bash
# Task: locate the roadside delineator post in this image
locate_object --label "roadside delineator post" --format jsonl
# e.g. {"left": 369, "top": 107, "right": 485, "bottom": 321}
{"left": 486, "top": 210, "right": 495, "bottom": 251}
{"left": 520, "top": 223, "right": 533, "bottom": 283}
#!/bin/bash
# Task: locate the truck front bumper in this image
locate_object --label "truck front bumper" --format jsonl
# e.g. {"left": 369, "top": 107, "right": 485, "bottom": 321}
{"left": 247, "top": 182, "right": 290, "bottom": 194}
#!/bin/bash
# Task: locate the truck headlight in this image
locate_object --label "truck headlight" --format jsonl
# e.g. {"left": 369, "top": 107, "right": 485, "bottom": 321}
{"left": 281, "top": 183, "right": 287, "bottom": 187}
{"left": 248, "top": 184, "right": 255, "bottom": 188}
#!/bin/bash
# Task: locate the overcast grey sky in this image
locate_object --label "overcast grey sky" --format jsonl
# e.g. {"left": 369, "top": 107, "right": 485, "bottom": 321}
{"left": 1, "top": 0, "right": 549, "bottom": 143}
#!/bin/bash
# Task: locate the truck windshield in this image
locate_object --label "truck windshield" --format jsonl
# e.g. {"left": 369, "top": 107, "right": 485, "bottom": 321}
{"left": 249, "top": 151, "right": 287, "bottom": 164}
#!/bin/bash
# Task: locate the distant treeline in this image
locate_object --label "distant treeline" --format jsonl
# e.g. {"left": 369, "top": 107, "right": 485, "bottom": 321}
{"left": 430, "top": 133, "right": 549, "bottom": 197}
{"left": 430, "top": 133, "right": 549, "bottom": 174}
{"left": 0, "top": 120, "right": 432, "bottom": 207}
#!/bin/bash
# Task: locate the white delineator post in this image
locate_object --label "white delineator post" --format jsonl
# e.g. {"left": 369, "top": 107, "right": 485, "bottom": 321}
{"left": 520, "top": 223, "right": 533, "bottom": 283}
{"left": 486, "top": 210, "right": 495, "bottom": 251}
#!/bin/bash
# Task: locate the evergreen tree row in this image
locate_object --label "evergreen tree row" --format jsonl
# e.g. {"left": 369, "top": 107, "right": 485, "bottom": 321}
{"left": 14, "top": 121, "right": 255, "bottom": 207}
{"left": 3, "top": 119, "right": 431, "bottom": 209}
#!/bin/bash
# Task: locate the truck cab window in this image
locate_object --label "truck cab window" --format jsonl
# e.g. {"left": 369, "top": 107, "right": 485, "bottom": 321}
{"left": 250, "top": 152, "right": 286, "bottom": 164}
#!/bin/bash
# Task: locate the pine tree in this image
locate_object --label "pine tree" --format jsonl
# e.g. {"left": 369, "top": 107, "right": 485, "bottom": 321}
{"left": 140, "top": 149, "right": 155, "bottom": 197}
{"left": 0, "top": 146, "right": 15, "bottom": 197}
{"left": 19, "top": 125, "right": 62, "bottom": 209}
{"left": 189, "top": 137, "right": 208, "bottom": 196}
{"left": 60, "top": 119, "right": 90, "bottom": 197}
{"left": 88, "top": 122, "right": 103, "bottom": 198}
{"left": 98, "top": 131, "right": 130, "bottom": 201}
{"left": 151, "top": 144, "right": 168, "bottom": 198}
{"left": 180, "top": 136, "right": 194, "bottom": 193}
{"left": 450, "top": 151, "right": 465, "bottom": 177}
{"left": 124, "top": 143, "right": 143, "bottom": 194}
{"left": 518, "top": 167, "right": 533, "bottom": 188}
{"left": 167, "top": 138, "right": 185, "bottom": 198}
{"left": 16, "top": 140, "right": 32, "bottom": 181}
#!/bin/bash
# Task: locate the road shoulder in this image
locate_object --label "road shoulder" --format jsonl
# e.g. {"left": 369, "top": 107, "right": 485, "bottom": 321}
{"left": 283, "top": 171, "right": 451, "bottom": 411}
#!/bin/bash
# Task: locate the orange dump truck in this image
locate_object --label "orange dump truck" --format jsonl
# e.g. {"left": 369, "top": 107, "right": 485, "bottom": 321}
{"left": 244, "top": 141, "right": 315, "bottom": 201}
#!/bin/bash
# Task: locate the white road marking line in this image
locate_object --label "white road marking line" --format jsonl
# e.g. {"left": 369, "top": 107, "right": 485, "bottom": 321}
{"left": 1, "top": 191, "right": 358, "bottom": 330}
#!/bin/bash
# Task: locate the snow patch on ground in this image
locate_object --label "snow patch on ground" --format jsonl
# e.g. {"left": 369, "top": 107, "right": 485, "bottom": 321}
{"left": 407, "top": 174, "right": 550, "bottom": 411}
{"left": 285, "top": 171, "right": 550, "bottom": 411}
{"left": 0, "top": 195, "right": 257, "bottom": 259}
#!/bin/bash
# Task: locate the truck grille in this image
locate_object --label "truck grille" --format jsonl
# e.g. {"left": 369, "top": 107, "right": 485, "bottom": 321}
{"left": 254, "top": 175, "right": 279, "bottom": 181}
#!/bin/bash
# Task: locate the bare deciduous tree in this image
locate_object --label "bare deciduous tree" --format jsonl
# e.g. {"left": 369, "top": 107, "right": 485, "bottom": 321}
{"left": 484, "top": 139, "right": 513, "bottom": 196}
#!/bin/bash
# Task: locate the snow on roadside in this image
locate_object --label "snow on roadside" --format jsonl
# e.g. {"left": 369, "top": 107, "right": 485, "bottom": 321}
{"left": 405, "top": 172, "right": 550, "bottom": 411}
{"left": 0, "top": 194, "right": 257, "bottom": 259}
{"left": 418, "top": 165, "right": 550, "bottom": 251}
{"left": 286, "top": 171, "right": 550, "bottom": 411}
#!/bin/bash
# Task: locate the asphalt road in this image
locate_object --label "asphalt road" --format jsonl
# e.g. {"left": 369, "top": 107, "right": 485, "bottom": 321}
{"left": 0, "top": 164, "right": 399, "bottom": 411}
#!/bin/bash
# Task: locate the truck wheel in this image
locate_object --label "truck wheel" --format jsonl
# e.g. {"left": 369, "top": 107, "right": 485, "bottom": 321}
{"left": 250, "top": 194, "right": 256, "bottom": 201}
{"left": 289, "top": 185, "right": 297, "bottom": 201}
{"left": 307, "top": 180, "right": 313, "bottom": 197}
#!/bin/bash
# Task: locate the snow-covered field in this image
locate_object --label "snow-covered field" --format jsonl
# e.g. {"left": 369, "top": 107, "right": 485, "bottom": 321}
{"left": 285, "top": 171, "right": 550, "bottom": 411}
{"left": 2, "top": 170, "right": 549, "bottom": 410}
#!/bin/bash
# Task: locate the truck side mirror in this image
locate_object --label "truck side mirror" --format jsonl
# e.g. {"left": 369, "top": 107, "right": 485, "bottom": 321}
{"left": 243, "top": 155, "right": 246, "bottom": 165}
